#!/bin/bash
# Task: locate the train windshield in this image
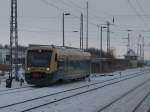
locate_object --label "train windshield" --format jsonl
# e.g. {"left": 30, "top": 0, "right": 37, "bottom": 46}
{"left": 27, "top": 50, "right": 52, "bottom": 67}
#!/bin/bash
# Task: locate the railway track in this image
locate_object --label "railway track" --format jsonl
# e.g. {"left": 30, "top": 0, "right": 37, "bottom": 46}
{"left": 0, "top": 70, "right": 144, "bottom": 96}
{"left": 132, "top": 91, "right": 150, "bottom": 112}
{"left": 97, "top": 75, "right": 150, "bottom": 112}
{"left": 0, "top": 86, "right": 36, "bottom": 96}
{"left": 0, "top": 69, "right": 149, "bottom": 112}
{"left": 0, "top": 68, "right": 147, "bottom": 95}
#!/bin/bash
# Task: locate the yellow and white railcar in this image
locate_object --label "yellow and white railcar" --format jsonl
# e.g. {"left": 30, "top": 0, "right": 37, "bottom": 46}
{"left": 25, "top": 45, "right": 91, "bottom": 85}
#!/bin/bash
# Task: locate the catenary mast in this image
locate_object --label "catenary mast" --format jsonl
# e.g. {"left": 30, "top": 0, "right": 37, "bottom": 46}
{"left": 10, "top": 0, "right": 19, "bottom": 81}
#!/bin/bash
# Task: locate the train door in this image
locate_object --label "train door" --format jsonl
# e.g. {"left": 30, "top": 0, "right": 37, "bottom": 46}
{"left": 54, "top": 53, "right": 58, "bottom": 71}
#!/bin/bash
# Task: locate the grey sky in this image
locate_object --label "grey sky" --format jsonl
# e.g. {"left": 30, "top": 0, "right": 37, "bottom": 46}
{"left": 0, "top": 0, "right": 150, "bottom": 59}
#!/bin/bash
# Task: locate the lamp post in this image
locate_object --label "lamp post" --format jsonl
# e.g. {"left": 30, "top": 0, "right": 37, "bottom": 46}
{"left": 100, "top": 26, "right": 107, "bottom": 73}
{"left": 62, "top": 12, "right": 71, "bottom": 47}
{"left": 100, "top": 26, "right": 107, "bottom": 58}
{"left": 97, "top": 25, "right": 107, "bottom": 73}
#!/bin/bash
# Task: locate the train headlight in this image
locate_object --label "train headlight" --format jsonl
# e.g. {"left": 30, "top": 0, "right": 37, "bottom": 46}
{"left": 46, "top": 68, "right": 50, "bottom": 71}
{"left": 27, "top": 67, "right": 30, "bottom": 71}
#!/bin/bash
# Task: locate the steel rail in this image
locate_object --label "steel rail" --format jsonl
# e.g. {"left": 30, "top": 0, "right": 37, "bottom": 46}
{"left": 97, "top": 75, "right": 150, "bottom": 112}
{"left": 132, "top": 91, "right": 150, "bottom": 112}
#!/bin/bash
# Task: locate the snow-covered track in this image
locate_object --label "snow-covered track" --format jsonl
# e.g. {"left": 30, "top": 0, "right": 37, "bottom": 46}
{"left": 97, "top": 76, "right": 150, "bottom": 112}
{"left": 0, "top": 85, "right": 34, "bottom": 93}
{"left": 132, "top": 91, "right": 150, "bottom": 112}
{"left": 0, "top": 70, "right": 148, "bottom": 112}
{"left": 0, "top": 86, "right": 36, "bottom": 96}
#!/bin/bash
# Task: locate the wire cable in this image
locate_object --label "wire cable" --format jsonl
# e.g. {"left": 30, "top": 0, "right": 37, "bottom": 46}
{"left": 127, "top": 0, "right": 150, "bottom": 30}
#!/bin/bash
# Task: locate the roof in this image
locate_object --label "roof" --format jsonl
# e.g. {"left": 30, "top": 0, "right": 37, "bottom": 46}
{"left": 27, "top": 45, "right": 91, "bottom": 60}
{"left": 125, "top": 49, "right": 137, "bottom": 57}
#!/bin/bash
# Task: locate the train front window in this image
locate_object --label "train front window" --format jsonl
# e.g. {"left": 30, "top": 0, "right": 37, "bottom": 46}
{"left": 27, "top": 50, "right": 52, "bottom": 67}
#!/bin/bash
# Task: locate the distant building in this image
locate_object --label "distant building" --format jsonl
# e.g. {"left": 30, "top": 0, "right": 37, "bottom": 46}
{"left": 0, "top": 48, "right": 9, "bottom": 64}
{"left": 124, "top": 49, "right": 138, "bottom": 67}
{"left": 0, "top": 46, "right": 26, "bottom": 66}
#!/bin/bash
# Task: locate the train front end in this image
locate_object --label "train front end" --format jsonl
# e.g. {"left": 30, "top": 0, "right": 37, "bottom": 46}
{"left": 25, "top": 48, "right": 55, "bottom": 85}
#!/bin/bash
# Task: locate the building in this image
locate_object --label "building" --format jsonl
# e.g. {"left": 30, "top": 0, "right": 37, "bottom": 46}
{"left": 0, "top": 47, "right": 9, "bottom": 64}
{"left": 0, "top": 46, "right": 26, "bottom": 66}
{"left": 124, "top": 49, "right": 138, "bottom": 68}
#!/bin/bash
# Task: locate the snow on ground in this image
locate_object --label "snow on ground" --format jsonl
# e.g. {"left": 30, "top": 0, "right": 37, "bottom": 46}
{"left": 0, "top": 67, "right": 145, "bottom": 89}
{"left": 0, "top": 68, "right": 27, "bottom": 90}
{"left": 30, "top": 67, "right": 150, "bottom": 112}
{"left": 135, "top": 92, "right": 150, "bottom": 112}
{"left": 0, "top": 67, "right": 149, "bottom": 112}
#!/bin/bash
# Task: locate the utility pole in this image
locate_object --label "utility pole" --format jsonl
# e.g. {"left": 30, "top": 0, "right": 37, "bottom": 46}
{"left": 80, "top": 13, "right": 81, "bottom": 49}
{"left": 106, "top": 21, "right": 110, "bottom": 53}
{"left": 140, "top": 44, "right": 142, "bottom": 59}
{"left": 100, "top": 26, "right": 103, "bottom": 73}
{"left": 142, "top": 36, "right": 144, "bottom": 62}
{"left": 80, "top": 13, "right": 83, "bottom": 50}
{"left": 138, "top": 34, "right": 141, "bottom": 59}
{"left": 14, "top": 0, "right": 19, "bottom": 81}
{"left": 7, "top": 0, "right": 19, "bottom": 87}
{"left": 138, "top": 34, "right": 144, "bottom": 62}
{"left": 127, "top": 30, "right": 132, "bottom": 51}
{"left": 137, "top": 43, "right": 139, "bottom": 58}
{"left": 100, "top": 26, "right": 103, "bottom": 57}
{"left": 62, "top": 13, "right": 64, "bottom": 47}
{"left": 81, "top": 13, "right": 83, "bottom": 50}
{"left": 137, "top": 35, "right": 140, "bottom": 57}
{"left": 98, "top": 25, "right": 107, "bottom": 58}
{"left": 106, "top": 18, "right": 115, "bottom": 54}
{"left": 128, "top": 31, "right": 130, "bottom": 51}
{"left": 62, "top": 12, "right": 71, "bottom": 47}
{"left": 97, "top": 25, "right": 107, "bottom": 73}
{"left": 11, "top": 0, "right": 18, "bottom": 80}
{"left": 86, "top": 1, "right": 88, "bottom": 49}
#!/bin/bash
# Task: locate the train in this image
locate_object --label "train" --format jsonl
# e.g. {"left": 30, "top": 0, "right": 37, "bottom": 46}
{"left": 25, "top": 45, "right": 91, "bottom": 85}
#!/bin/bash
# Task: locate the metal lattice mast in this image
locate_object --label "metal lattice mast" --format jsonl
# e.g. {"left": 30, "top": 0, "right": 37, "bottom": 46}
{"left": 86, "top": 1, "right": 88, "bottom": 49}
{"left": 10, "top": 0, "right": 18, "bottom": 80}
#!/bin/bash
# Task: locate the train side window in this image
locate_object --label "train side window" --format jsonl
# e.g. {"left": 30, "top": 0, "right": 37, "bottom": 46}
{"left": 58, "top": 60, "right": 64, "bottom": 70}
{"left": 55, "top": 54, "right": 57, "bottom": 62}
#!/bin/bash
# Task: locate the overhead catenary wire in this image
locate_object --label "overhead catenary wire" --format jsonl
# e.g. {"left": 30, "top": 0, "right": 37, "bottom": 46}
{"left": 19, "top": 0, "right": 148, "bottom": 35}
{"left": 127, "top": 0, "right": 150, "bottom": 30}
{"left": 135, "top": 0, "right": 150, "bottom": 23}
{"left": 58, "top": 0, "right": 109, "bottom": 22}
{"left": 39, "top": 0, "right": 92, "bottom": 24}
{"left": 19, "top": 0, "right": 150, "bottom": 44}
{"left": 68, "top": 0, "right": 109, "bottom": 22}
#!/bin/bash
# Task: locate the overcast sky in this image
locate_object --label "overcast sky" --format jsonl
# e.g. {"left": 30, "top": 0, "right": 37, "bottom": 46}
{"left": 0, "top": 0, "right": 150, "bottom": 59}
